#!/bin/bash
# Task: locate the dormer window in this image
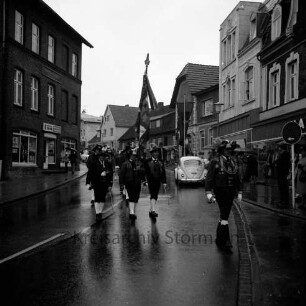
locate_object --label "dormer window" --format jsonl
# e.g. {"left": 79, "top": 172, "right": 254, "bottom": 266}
{"left": 250, "top": 16, "right": 257, "bottom": 40}
{"left": 271, "top": 5, "right": 282, "bottom": 41}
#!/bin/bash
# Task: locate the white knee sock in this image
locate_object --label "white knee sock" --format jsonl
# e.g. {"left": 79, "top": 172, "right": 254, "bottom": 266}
{"left": 99, "top": 202, "right": 105, "bottom": 214}
{"left": 94, "top": 202, "right": 100, "bottom": 214}
{"left": 150, "top": 199, "right": 156, "bottom": 211}
{"left": 129, "top": 202, "right": 135, "bottom": 214}
{"left": 91, "top": 190, "right": 95, "bottom": 201}
{"left": 220, "top": 220, "right": 228, "bottom": 225}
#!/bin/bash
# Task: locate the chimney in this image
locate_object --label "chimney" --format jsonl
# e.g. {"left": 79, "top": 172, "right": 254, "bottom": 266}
{"left": 158, "top": 102, "right": 164, "bottom": 108}
{"left": 125, "top": 104, "right": 129, "bottom": 107}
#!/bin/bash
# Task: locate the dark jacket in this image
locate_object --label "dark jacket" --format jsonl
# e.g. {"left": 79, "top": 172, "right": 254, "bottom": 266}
{"left": 274, "top": 150, "right": 290, "bottom": 178}
{"left": 88, "top": 159, "right": 113, "bottom": 189}
{"left": 120, "top": 158, "right": 145, "bottom": 186}
{"left": 205, "top": 156, "right": 242, "bottom": 195}
{"left": 85, "top": 153, "right": 98, "bottom": 185}
{"left": 145, "top": 158, "right": 166, "bottom": 184}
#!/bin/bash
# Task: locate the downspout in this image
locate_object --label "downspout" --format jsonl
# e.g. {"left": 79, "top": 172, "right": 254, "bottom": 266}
{"left": 2, "top": 0, "right": 5, "bottom": 48}
{"left": 1, "top": 0, "right": 8, "bottom": 179}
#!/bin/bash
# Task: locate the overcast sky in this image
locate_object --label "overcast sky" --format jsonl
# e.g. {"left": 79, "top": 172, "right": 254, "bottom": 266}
{"left": 44, "top": 0, "right": 262, "bottom": 116}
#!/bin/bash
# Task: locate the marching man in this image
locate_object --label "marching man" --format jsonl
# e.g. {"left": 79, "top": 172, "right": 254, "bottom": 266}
{"left": 205, "top": 138, "right": 243, "bottom": 251}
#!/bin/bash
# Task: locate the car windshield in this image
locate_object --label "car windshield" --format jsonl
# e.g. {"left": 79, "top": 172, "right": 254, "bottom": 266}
{"left": 183, "top": 160, "right": 202, "bottom": 167}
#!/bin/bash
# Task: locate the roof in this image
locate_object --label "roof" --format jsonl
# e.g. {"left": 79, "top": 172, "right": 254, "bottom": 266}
{"left": 118, "top": 126, "right": 136, "bottom": 142}
{"left": 170, "top": 63, "right": 219, "bottom": 107}
{"left": 108, "top": 105, "right": 139, "bottom": 127}
{"left": 88, "top": 134, "right": 101, "bottom": 144}
{"left": 40, "top": 0, "right": 93, "bottom": 48}
{"left": 149, "top": 104, "right": 174, "bottom": 118}
{"left": 81, "top": 113, "right": 102, "bottom": 123}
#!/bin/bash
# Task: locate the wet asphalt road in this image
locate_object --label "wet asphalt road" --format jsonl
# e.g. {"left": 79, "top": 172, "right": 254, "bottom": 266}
{"left": 0, "top": 175, "right": 239, "bottom": 306}
{"left": 241, "top": 202, "right": 306, "bottom": 306}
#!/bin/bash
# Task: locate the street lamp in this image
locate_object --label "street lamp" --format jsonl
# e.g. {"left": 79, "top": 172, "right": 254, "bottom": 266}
{"left": 214, "top": 101, "right": 224, "bottom": 137}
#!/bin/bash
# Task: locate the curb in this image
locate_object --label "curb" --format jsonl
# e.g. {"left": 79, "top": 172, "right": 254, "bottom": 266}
{"left": 243, "top": 198, "right": 306, "bottom": 221}
{"left": 0, "top": 172, "right": 87, "bottom": 207}
{"left": 232, "top": 200, "right": 262, "bottom": 306}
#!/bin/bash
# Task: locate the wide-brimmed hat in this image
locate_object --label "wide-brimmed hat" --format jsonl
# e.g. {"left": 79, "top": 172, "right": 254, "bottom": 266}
{"left": 93, "top": 144, "right": 102, "bottom": 152}
{"left": 150, "top": 145, "right": 159, "bottom": 153}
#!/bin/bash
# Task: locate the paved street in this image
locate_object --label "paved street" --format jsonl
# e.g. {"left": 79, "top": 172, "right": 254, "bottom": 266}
{"left": 0, "top": 172, "right": 238, "bottom": 306}
{"left": 0, "top": 165, "right": 306, "bottom": 305}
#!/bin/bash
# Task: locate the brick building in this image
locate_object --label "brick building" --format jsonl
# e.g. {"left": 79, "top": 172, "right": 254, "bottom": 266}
{"left": 0, "top": 0, "right": 93, "bottom": 179}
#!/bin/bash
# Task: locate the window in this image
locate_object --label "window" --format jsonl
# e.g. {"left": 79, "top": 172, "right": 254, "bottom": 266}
{"left": 268, "top": 63, "right": 281, "bottom": 108}
{"left": 72, "top": 53, "right": 78, "bottom": 77}
{"left": 200, "top": 130, "right": 205, "bottom": 150}
{"left": 156, "top": 119, "right": 161, "bottom": 128}
{"left": 48, "top": 35, "right": 55, "bottom": 63}
{"left": 14, "top": 69, "right": 23, "bottom": 106}
{"left": 271, "top": 5, "right": 282, "bottom": 41}
{"left": 32, "top": 23, "right": 40, "bottom": 54}
{"left": 62, "top": 45, "right": 69, "bottom": 71}
{"left": 15, "top": 10, "right": 24, "bottom": 44}
{"left": 201, "top": 99, "right": 213, "bottom": 117}
{"left": 245, "top": 67, "right": 254, "bottom": 101}
{"left": 61, "top": 91, "right": 68, "bottom": 121}
{"left": 222, "top": 31, "right": 236, "bottom": 67}
{"left": 31, "top": 77, "right": 39, "bottom": 111}
{"left": 227, "top": 78, "right": 232, "bottom": 107}
{"left": 285, "top": 52, "right": 299, "bottom": 103}
{"left": 12, "top": 130, "right": 37, "bottom": 164}
{"left": 110, "top": 128, "right": 114, "bottom": 136}
{"left": 48, "top": 85, "right": 55, "bottom": 116}
{"left": 231, "top": 78, "right": 236, "bottom": 105}
{"left": 231, "top": 31, "right": 236, "bottom": 60}
{"left": 250, "top": 16, "right": 257, "bottom": 40}
{"left": 71, "top": 95, "right": 78, "bottom": 124}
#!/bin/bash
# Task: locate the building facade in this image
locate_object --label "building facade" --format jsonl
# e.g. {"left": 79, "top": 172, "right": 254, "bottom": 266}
{"left": 0, "top": 0, "right": 92, "bottom": 179}
{"left": 217, "top": 1, "right": 263, "bottom": 148}
{"left": 80, "top": 111, "right": 102, "bottom": 150}
{"left": 253, "top": 0, "right": 306, "bottom": 147}
{"left": 100, "top": 104, "right": 139, "bottom": 150}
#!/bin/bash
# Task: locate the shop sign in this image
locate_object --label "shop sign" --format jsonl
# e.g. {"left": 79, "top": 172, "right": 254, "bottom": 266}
{"left": 282, "top": 121, "right": 302, "bottom": 144}
{"left": 43, "top": 123, "right": 61, "bottom": 134}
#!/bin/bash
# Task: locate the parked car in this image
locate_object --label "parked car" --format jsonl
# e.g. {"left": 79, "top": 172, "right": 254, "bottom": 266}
{"left": 174, "top": 156, "right": 207, "bottom": 185}
{"left": 81, "top": 149, "right": 89, "bottom": 162}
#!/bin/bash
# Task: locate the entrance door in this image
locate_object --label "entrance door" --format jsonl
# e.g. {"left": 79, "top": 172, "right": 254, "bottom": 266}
{"left": 44, "top": 139, "right": 56, "bottom": 168}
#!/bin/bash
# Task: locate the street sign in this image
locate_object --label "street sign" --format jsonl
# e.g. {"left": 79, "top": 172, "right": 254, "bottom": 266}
{"left": 282, "top": 121, "right": 302, "bottom": 144}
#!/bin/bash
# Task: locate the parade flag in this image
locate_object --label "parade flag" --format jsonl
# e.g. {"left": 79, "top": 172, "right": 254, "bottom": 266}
{"left": 136, "top": 73, "right": 158, "bottom": 144}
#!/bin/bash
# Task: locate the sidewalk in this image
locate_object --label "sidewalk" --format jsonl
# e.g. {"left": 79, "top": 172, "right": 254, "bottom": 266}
{"left": 242, "top": 179, "right": 306, "bottom": 220}
{"left": 0, "top": 163, "right": 88, "bottom": 206}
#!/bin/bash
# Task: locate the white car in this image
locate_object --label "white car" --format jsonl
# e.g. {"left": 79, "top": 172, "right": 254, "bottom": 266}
{"left": 174, "top": 156, "right": 207, "bottom": 185}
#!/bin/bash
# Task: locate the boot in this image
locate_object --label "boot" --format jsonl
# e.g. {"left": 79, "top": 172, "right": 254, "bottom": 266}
{"left": 216, "top": 222, "right": 232, "bottom": 249}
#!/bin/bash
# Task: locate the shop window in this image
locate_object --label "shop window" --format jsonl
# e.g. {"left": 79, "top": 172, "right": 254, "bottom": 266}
{"left": 12, "top": 130, "right": 37, "bottom": 164}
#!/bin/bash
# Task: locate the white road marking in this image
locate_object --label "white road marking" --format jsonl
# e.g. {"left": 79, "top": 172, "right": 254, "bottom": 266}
{"left": 0, "top": 233, "right": 65, "bottom": 265}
